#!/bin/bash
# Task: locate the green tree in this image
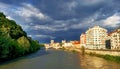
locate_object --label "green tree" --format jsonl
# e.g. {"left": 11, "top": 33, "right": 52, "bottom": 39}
{"left": 0, "top": 12, "right": 41, "bottom": 62}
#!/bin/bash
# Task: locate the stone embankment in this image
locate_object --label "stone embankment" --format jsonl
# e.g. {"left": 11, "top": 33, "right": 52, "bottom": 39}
{"left": 63, "top": 47, "right": 120, "bottom": 63}
{"left": 62, "top": 47, "right": 120, "bottom": 56}
{"left": 85, "top": 49, "right": 120, "bottom": 56}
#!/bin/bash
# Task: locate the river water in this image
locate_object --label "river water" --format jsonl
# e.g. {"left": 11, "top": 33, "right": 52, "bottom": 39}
{"left": 0, "top": 49, "right": 120, "bottom": 69}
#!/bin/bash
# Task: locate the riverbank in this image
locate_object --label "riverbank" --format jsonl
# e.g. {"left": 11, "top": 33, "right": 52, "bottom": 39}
{"left": 87, "top": 52, "right": 120, "bottom": 63}
{"left": 85, "top": 49, "right": 120, "bottom": 63}
{"left": 1, "top": 49, "right": 120, "bottom": 69}
{"left": 62, "top": 47, "right": 120, "bottom": 63}
{"left": 0, "top": 46, "right": 41, "bottom": 63}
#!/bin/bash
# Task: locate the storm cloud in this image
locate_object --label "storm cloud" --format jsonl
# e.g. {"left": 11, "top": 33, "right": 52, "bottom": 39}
{"left": 0, "top": 0, "right": 120, "bottom": 43}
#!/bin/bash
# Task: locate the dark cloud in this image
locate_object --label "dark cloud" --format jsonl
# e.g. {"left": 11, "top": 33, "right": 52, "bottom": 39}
{"left": 0, "top": 0, "right": 120, "bottom": 43}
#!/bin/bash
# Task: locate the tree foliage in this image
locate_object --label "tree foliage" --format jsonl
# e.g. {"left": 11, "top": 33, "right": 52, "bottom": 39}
{"left": 0, "top": 12, "right": 43, "bottom": 62}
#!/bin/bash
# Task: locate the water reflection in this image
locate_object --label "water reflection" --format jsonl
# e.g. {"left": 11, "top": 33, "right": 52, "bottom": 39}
{"left": 79, "top": 54, "right": 120, "bottom": 69}
{"left": 0, "top": 49, "right": 120, "bottom": 69}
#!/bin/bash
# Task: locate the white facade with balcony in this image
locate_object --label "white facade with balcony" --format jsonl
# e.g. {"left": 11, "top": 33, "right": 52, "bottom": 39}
{"left": 85, "top": 26, "right": 108, "bottom": 49}
{"left": 110, "top": 29, "right": 120, "bottom": 50}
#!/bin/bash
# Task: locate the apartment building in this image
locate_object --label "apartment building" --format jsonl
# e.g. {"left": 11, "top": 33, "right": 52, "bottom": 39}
{"left": 110, "top": 29, "right": 120, "bottom": 50}
{"left": 85, "top": 26, "right": 108, "bottom": 49}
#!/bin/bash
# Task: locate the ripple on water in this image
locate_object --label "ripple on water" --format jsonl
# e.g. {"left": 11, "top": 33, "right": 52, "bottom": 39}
{"left": 0, "top": 49, "right": 120, "bottom": 69}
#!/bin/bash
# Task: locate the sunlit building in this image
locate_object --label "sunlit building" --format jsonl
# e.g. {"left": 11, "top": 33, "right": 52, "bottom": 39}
{"left": 50, "top": 40, "right": 54, "bottom": 44}
{"left": 80, "top": 33, "right": 86, "bottom": 47}
{"left": 62, "top": 40, "right": 66, "bottom": 44}
{"left": 110, "top": 29, "right": 120, "bottom": 50}
{"left": 72, "top": 40, "right": 80, "bottom": 48}
{"left": 85, "top": 26, "right": 108, "bottom": 49}
{"left": 62, "top": 41, "right": 73, "bottom": 48}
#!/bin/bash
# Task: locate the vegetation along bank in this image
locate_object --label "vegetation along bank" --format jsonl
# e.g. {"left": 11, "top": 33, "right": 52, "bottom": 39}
{"left": 0, "top": 12, "right": 44, "bottom": 62}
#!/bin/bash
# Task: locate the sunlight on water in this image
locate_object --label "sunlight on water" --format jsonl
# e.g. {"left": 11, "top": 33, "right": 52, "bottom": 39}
{"left": 0, "top": 49, "right": 120, "bottom": 69}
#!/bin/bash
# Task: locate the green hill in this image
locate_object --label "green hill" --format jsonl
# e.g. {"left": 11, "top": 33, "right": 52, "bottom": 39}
{"left": 0, "top": 12, "right": 41, "bottom": 62}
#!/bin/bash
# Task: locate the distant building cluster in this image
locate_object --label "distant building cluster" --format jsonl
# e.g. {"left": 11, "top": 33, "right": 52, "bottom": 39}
{"left": 45, "top": 25, "right": 120, "bottom": 50}
{"left": 45, "top": 40, "right": 80, "bottom": 49}
{"left": 80, "top": 26, "right": 120, "bottom": 50}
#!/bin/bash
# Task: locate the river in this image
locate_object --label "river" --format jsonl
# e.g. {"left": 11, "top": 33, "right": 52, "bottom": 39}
{"left": 0, "top": 49, "right": 120, "bottom": 69}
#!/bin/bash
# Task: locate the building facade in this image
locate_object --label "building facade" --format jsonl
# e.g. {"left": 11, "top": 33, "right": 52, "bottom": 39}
{"left": 85, "top": 26, "right": 108, "bottom": 49}
{"left": 50, "top": 40, "right": 54, "bottom": 44}
{"left": 62, "top": 42, "right": 73, "bottom": 48}
{"left": 110, "top": 29, "right": 120, "bottom": 50}
{"left": 80, "top": 33, "right": 86, "bottom": 47}
{"left": 72, "top": 40, "right": 80, "bottom": 48}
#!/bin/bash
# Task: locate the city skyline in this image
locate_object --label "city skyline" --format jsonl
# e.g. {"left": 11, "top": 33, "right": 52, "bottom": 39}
{"left": 47, "top": 25, "right": 120, "bottom": 50}
{"left": 0, "top": 0, "right": 120, "bottom": 43}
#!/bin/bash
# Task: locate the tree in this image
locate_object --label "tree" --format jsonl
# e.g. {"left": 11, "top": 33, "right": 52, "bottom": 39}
{"left": 0, "top": 12, "right": 41, "bottom": 61}
{"left": 0, "top": 12, "right": 6, "bottom": 18}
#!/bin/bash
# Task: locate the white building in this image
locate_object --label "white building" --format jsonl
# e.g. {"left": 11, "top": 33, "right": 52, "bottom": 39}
{"left": 85, "top": 26, "right": 108, "bottom": 49}
{"left": 53, "top": 43, "right": 61, "bottom": 49}
{"left": 62, "top": 42, "right": 73, "bottom": 48}
{"left": 50, "top": 40, "right": 54, "bottom": 44}
{"left": 80, "top": 33, "right": 86, "bottom": 47}
{"left": 62, "top": 40, "right": 66, "bottom": 44}
{"left": 110, "top": 29, "right": 120, "bottom": 50}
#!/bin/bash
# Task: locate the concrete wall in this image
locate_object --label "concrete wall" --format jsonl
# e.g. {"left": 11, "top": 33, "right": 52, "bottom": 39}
{"left": 85, "top": 49, "right": 120, "bottom": 56}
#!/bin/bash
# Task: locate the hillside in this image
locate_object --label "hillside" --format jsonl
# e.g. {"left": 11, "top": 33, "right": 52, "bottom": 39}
{"left": 0, "top": 12, "right": 41, "bottom": 62}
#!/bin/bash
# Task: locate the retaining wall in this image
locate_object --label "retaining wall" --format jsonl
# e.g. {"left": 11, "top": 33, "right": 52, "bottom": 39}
{"left": 85, "top": 49, "right": 120, "bottom": 56}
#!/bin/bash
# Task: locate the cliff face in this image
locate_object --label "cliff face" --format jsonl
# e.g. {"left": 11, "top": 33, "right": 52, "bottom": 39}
{"left": 0, "top": 12, "right": 40, "bottom": 61}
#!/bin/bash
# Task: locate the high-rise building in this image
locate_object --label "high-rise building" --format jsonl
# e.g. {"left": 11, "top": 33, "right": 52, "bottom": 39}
{"left": 85, "top": 26, "right": 108, "bottom": 49}
{"left": 110, "top": 29, "right": 120, "bottom": 50}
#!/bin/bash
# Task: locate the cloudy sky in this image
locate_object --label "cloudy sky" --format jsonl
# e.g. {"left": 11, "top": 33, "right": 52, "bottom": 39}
{"left": 0, "top": 0, "right": 120, "bottom": 43}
